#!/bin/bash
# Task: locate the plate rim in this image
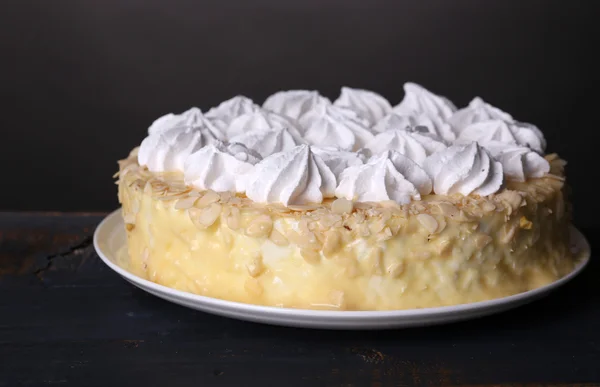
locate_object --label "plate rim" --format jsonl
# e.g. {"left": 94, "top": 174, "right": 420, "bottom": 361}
{"left": 93, "top": 208, "right": 590, "bottom": 319}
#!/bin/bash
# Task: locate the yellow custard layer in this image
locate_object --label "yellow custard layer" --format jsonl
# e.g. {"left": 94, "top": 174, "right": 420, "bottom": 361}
{"left": 117, "top": 152, "right": 575, "bottom": 310}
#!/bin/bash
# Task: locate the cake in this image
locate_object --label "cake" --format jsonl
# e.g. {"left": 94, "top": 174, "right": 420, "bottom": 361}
{"left": 115, "top": 83, "right": 575, "bottom": 310}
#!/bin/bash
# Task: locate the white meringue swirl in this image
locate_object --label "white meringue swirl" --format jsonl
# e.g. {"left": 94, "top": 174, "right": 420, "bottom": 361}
{"left": 394, "top": 82, "right": 456, "bottom": 119}
{"left": 138, "top": 126, "right": 218, "bottom": 172}
{"left": 372, "top": 112, "right": 452, "bottom": 142}
{"left": 226, "top": 110, "right": 304, "bottom": 139}
{"left": 484, "top": 142, "right": 550, "bottom": 182}
{"left": 311, "top": 146, "right": 366, "bottom": 180}
{"left": 204, "top": 96, "right": 261, "bottom": 127}
{"left": 333, "top": 87, "right": 392, "bottom": 126}
{"left": 423, "top": 142, "right": 504, "bottom": 196}
{"left": 335, "top": 150, "right": 432, "bottom": 204}
{"left": 364, "top": 128, "right": 447, "bottom": 166}
{"left": 245, "top": 145, "right": 336, "bottom": 206}
{"left": 184, "top": 141, "right": 261, "bottom": 193}
{"left": 300, "top": 105, "right": 374, "bottom": 151}
{"left": 392, "top": 83, "right": 457, "bottom": 142}
{"left": 457, "top": 119, "right": 546, "bottom": 153}
{"left": 147, "top": 107, "right": 225, "bottom": 141}
{"left": 263, "top": 90, "right": 332, "bottom": 120}
{"left": 448, "top": 97, "right": 513, "bottom": 133}
{"left": 229, "top": 127, "right": 305, "bottom": 158}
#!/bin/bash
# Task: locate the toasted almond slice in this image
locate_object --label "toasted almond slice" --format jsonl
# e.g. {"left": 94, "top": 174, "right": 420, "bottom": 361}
{"left": 175, "top": 195, "right": 199, "bottom": 210}
{"left": 195, "top": 190, "right": 221, "bottom": 208}
{"left": 331, "top": 198, "right": 353, "bottom": 215}
{"left": 300, "top": 249, "right": 320, "bottom": 264}
{"left": 322, "top": 230, "right": 340, "bottom": 258}
{"left": 245, "top": 215, "right": 273, "bottom": 238}
{"left": 417, "top": 214, "right": 438, "bottom": 234}
{"left": 387, "top": 262, "right": 404, "bottom": 278}
{"left": 269, "top": 229, "right": 289, "bottom": 246}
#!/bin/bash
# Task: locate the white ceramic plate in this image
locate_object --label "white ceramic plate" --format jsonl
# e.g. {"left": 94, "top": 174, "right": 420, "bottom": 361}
{"left": 94, "top": 209, "right": 590, "bottom": 330}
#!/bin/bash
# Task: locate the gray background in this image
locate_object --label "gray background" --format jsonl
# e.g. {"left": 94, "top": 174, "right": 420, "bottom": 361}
{"left": 1, "top": 0, "right": 597, "bottom": 227}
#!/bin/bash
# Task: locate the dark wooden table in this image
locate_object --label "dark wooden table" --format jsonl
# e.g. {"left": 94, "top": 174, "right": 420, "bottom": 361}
{"left": 0, "top": 212, "right": 598, "bottom": 387}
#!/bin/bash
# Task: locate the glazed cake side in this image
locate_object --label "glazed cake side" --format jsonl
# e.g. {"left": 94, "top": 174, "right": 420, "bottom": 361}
{"left": 117, "top": 151, "right": 574, "bottom": 310}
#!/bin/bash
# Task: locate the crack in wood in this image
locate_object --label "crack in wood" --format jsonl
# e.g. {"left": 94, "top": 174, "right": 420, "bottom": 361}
{"left": 33, "top": 236, "right": 93, "bottom": 281}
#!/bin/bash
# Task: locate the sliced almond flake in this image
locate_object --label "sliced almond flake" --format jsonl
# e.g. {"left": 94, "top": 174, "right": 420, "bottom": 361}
{"left": 298, "top": 219, "right": 312, "bottom": 236}
{"left": 474, "top": 233, "right": 493, "bottom": 249}
{"left": 300, "top": 249, "right": 320, "bottom": 264}
{"left": 378, "top": 227, "right": 393, "bottom": 242}
{"left": 435, "top": 217, "right": 447, "bottom": 234}
{"left": 499, "top": 222, "right": 518, "bottom": 244}
{"left": 269, "top": 229, "right": 289, "bottom": 246}
{"left": 417, "top": 214, "right": 438, "bottom": 234}
{"left": 143, "top": 181, "right": 153, "bottom": 195}
{"left": 322, "top": 230, "right": 340, "bottom": 258}
{"left": 331, "top": 198, "right": 353, "bottom": 215}
{"left": 227, "top": 207, "right": 241, "bottom": 230}
{"left": 246, "top": 253, "right": 264, "bottom": 277}
{"left": 369, "top": 219, "right": 386, "bottom": 235}
{"left": 387, "top": 262, "right": 404, "bottom": 278}
{"left": 288, "top": 204, "right": 320, "bottom": 212}
{"left": 287, "top": 229, "right": 320, "bottom": 251}
{"left": 480, "top": 201, "right": 496, "bottom": 213}
{"left": 245, "top": 215, "right": 273, "bottom": 238}
{"left": 174, "top": 196, "right": 199, "bottom": 210}
{"left": 189, "top": 204, "right": 222, "bottom": 229}
{"left": 434, "top": 238, "right": 453, "bottom": 255}
{"left": 221, "top": 229, "right": 233, "bottom": 247}
{"left": 195, "top": 190, "right": 221, "bottom": 208}
{"left": 354, "top": 212, "right": 366, "bottom": 224}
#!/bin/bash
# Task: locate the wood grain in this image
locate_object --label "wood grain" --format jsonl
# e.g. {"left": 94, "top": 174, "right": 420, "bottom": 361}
{"left": 0, "top": 212, "right": 598, "bottom": 386}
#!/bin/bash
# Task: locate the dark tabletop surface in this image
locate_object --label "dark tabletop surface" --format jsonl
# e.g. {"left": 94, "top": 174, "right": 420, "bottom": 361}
{"left": 0, "top": 212, "right": 598, "bottom": 387}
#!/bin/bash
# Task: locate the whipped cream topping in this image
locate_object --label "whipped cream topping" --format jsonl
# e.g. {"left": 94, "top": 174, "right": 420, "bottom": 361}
{"left": 448, "top": 97, "right": 513, "bottom": 133}
{"left": 364, "top": 128, "right": 447, "bottom": 166}
{"left": 394, "top": 82, "right": 457, "bottom": 119}
{"left": 333, "top": 87, "right": 392, "bottom": 126}
{"left": 226, "top": 110, "right": 304, "bottom": 139}
{"left": 263, "top": 90, "right": 332, "bottom": 120}
{"left": 484, "top": 142, "right": 550, "bottom": 182}
{"left": 372, "top": 112, "right": 431, "bottom": 133}
{"left": 138, "top": 126, "right": 218, "bottom": 172}
{"left": 229, "top": 127, "right": 305, "bottom": 158}
{"left": 147, "top": 107, "right": 225, "bottom": 141}
{"left": 204, "top": 96, "right": 262, "bottom": 128}
{"left": 138, "top": 83, "right": 552, "bottom": 206}
{"left": 245, "top": 145, "right": 336, "bottom": 206}
{"left": 423, "top": 142, "right": 504, "bottom": 196}
{"left": 392, "top": 83, "right": 457, "bottom": 142}
{"left": 184, "top": 141, "right": 261, "bottom": 193}
{"left": 300, "top": 105, "right": 374, "bottom": 151}
{"left": 336, "top": 150, "right": 432, "bottom": 204}
{"left": 311, "top": 146, "right": 366, "bottom": 179}
{"left": 457, "top": 119, "right": 546, "bottom": 153}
